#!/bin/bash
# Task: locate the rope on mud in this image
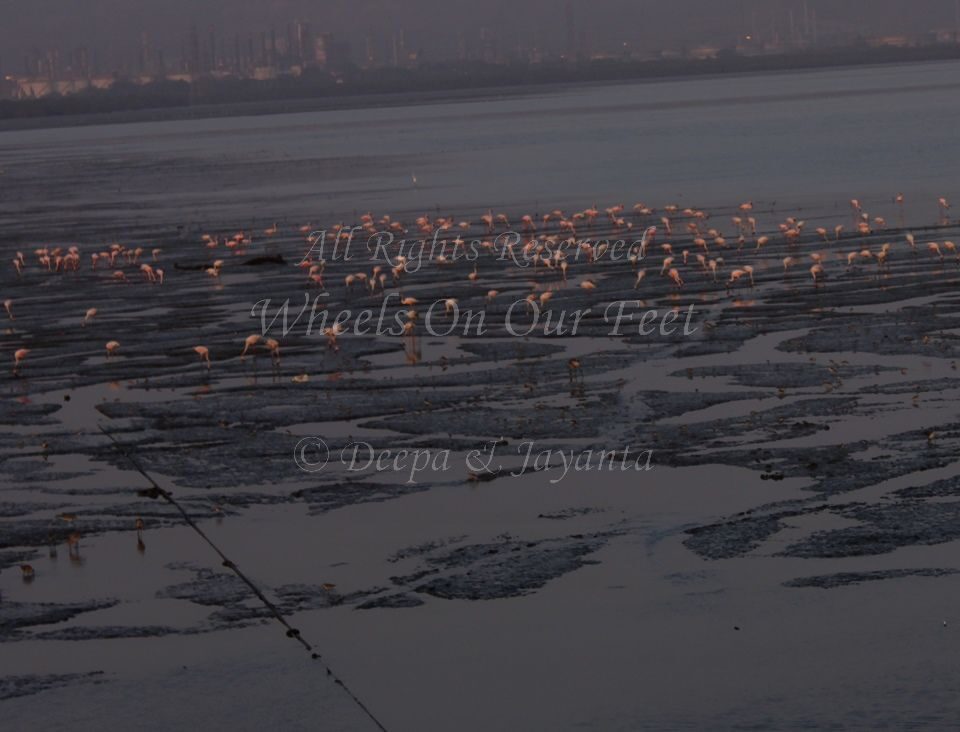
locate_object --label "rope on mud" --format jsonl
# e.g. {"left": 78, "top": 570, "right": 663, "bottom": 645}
{"left": 99, "top": 425, "right": 389, "bottom": 732}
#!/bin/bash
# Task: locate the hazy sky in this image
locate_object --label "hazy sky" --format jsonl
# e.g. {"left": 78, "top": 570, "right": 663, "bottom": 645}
{"left": 3, "top": 0, "right": 960, "bottom": 68}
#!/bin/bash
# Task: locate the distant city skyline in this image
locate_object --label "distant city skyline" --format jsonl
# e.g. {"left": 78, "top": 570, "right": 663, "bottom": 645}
{"left": 4, "top": 0, "right": 960, "bottom": 77}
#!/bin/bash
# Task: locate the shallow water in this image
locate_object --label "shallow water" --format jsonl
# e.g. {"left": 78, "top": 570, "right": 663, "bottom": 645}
{"left": 3, "top": 60, "right": 960, "bottom": 241}
{"left": 4, "top": 60, "right": 960, "bottom": 731}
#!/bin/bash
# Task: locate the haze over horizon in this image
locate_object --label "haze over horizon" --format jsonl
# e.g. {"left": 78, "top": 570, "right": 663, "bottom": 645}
{"left": 3, "top": 0, "right": 960, "bottom": 72}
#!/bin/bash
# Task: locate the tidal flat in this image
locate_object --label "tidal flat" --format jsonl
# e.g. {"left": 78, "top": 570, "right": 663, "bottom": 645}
{"left": 5, "top": 59, "right": 960, "bottom": 730}
{"left": 3, "top": 199, "right": 960, "bottom": 730}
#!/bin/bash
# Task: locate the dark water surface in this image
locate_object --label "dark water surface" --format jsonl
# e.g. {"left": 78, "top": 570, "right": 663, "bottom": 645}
{"left": 4, "top": 61, "right": 960, "bottom": 731}
{"left": 2, "top": 60, "right": 960, "bottom": 241}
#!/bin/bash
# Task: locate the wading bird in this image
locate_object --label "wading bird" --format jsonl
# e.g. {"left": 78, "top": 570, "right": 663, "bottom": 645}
{"left": 13, "top": 348, "right": 29, "bottom": 375}
{"left": 240, "top": 334, "right": 260, "bottom": 361}
{"left": 193, "top": 345, "right": 211, "bottom": 368}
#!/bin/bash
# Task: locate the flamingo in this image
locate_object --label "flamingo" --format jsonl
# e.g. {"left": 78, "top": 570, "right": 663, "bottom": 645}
{"left": 324, "top": 323, "right": 345, "bottom": 350}
{"left": 708, "top": 259, "right": 722, "bottom": 281}
{"left": 240, "top": 334, "right": 260, "bottom": 360}
{"left": 727, "top": 266, "right": 754, "bottom": 289}
{"left": 193, "top": 345, "right": 211, "bottom": 368}
{"left": 13, "top": 348, "right": 29, "bottom": 374}
{"left": 265, "top": 338, "right": 281, "bottom": 366}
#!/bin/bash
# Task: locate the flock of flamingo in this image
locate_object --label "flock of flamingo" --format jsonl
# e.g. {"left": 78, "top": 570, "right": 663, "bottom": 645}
{"left": 4, "top": 194, "right": 958, "bottom": 375}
